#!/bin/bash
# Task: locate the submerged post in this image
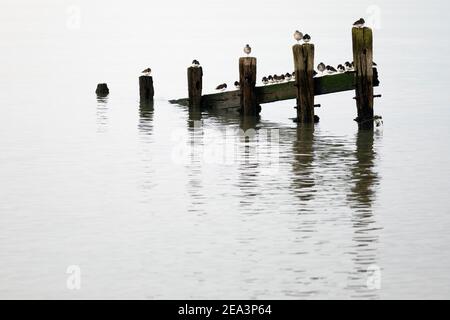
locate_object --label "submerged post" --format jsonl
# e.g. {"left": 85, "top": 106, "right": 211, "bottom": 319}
{"left": 293, "top": 43, "right": 315, "bottom": 123}
{"left": 139, "top": 76, "right": 154, "bottom": 101}
{"left": 95, "top": 83, "right": 109, "bottom": 96}
{"left": 187, "top": 66, "right": 203, "bottom": 109}
{"left": 352, "top": 27, "right": 374, "bottom": 129}
{"left": 239, "top": 57, "right": 258, "bottom": 116}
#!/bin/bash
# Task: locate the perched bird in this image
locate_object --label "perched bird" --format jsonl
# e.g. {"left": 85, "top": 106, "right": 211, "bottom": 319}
{"left": 216, "top": 83, "right": 227, "bottom": 91}
{"left": 285, "top": 72, "right": 292, "bottom": 81}
{"left": 262, "top": 77, "right": 269, "bottom": 85}
{"left": 268, "top": 75, "right": 274, "bottom": 83}
{"left": 294, "top": 30, "right": 303, "bottom": 43}
{"left": 292, "top": 71, "right": 296, "bottom": 79}
{"left": 244, "top": 44, "right": 252, "bottom": 56}
{"left": 191, "top": 60, "right": 200, "bottom": 67}
{"left": 345, "top": 61, "right": 353, "bottom": 71}
{"left": 326, "top": 65, "right": 337, "bottom": 74}
{"left": 234, "top": 81, "right": 240, "bottom": 89}
{"left": 303, "top": 34, "right": 311, "bottom": 43}
{"left": 142, "top": 68, "right": 152, "bottom": 76}
{"left": 337, "top": 64, "right": 345, "bottom": 73}
{"left": 317, "top": 62, "right": 326, "bottom": 74}
{"left": 313, "top": 70, "right": 318, "bottom": 77}
{"left": 273, "top": 74, "right": 280, "bottom": 82}
{"left": 280, "top": 74, "right": 286, "bottom": 82}
{"left": 353, "top": 18, "right": 365, "bottom": 28}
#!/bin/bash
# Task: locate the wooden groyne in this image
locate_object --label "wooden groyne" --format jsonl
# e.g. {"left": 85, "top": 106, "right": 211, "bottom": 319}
{"left": 169, "top": 26, "right": 380, "bottom": 128}
{"left": 170, "top": 68, "right": 379, "bottom": 111}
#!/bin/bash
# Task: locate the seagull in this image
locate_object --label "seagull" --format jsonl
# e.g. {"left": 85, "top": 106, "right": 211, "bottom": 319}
{"left": 191, "top": 60, "right": 200, "bottom": 68}
{"left": 345, "top": 61, "right": 353, "bottom": 71}
{"left": 234, "top": 81, "right": 240, "bottom": 89}
{"left": 303, "top": 34, "right": 311, "bottom": 43}
{"left": 216, "top": 83, "right": 227, "bottom": 91}
{"left": 142, "top": 68, "right": 151, "bottom": 76}
{"left": 268, "top": 75, "right": 274, "bottom": 84}
{"left": 337, "top": 64, "right": 345, "bottom": 73}
{"left": 326, "top": 65, "right": 337, "bottom": 74}
{"left": 244, "top": 44, "right": 252, "bottom": 56}
{"left": 262, "top": 77, "right": 269, "bottom": 85}
{"left": 285, "top": 73, "right": 292, "bottom": 81}
{"left": 317, "top": 62, "right": 326, "bottom": 74}
{"left": 353, "top": 18, "right": 365, "bottom": 28}
{"left": 294, "top": 30, "right": 303, "bottom": 43}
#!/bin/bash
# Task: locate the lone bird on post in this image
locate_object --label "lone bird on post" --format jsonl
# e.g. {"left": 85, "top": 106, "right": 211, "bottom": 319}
{"left": 244, "top": 44, "right": 252, "bottom": 56}
{"left": 303, "top": 34, "right": 311, "bottom": 43}
{"left": 215, "top": 83, "right": 227, "bottom": 91}
{"left": 294, "top": 30, "right": 303, "bottom": 43}
{"left": 353, "top": 18, "right": 365, "bottom": 28}
{"left": 191, "top": 60, "right": 200, "bottom": 68}
{"left": 142, "top": 68, "right": 152, "bottom": 76}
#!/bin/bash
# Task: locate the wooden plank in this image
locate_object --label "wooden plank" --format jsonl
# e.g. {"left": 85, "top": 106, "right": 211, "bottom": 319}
{"left": 169, "top": 68, "right": 379, "bottom": 110}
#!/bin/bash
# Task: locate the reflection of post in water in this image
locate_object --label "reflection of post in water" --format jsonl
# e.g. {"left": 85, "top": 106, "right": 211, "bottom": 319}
{"left": 346, "top": 128, "right": 381, "bottom": 299}
{"left": 188, "top": 108, "right": 202, "bottom": 129}
{"left": 348, "top": 129, "right": 379, "bottom": 207}
{"left": 291, "top": 124, "right": 316, "bottom": 202}
{"left": 96, "top": 94, "right": 109, "bottom": 132}
{"left": 238, "top": 115, "right": 260, "bottom": 208}
{"left": 138, "top": 100, "right": 154, "bottom": 135}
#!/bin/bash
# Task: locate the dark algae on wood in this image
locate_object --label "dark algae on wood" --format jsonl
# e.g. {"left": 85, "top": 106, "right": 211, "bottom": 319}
{"left": 95, "top": 83, "right": 109, "bottom": 95}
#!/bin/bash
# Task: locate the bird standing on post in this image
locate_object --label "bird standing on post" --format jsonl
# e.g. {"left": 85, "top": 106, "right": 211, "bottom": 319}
{"left": 142, "top": 68, "right": 151, "bottom": 76}
{"left": 303, "top": 34, "right": 311, "bottom": 43}
{"left": 244, "top": 44, "right": 252, "bottom": 56}
{"left": 191, "top": 60, "right": 200, "bottom": 68}
{"left": 294, "top": 30, "right": 303, "bottom": 43}
{"left": 353, "top": 18, "right": 365, "bottom": 28}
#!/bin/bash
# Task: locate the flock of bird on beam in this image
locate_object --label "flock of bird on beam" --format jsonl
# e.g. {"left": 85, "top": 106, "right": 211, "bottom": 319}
{"left": 141, "top": 18, "right": 374, "bottom": 93}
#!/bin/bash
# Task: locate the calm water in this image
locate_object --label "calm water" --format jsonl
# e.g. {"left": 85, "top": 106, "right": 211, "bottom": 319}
{"left": 1, "top": 0, "right": 450, "bottom": 299}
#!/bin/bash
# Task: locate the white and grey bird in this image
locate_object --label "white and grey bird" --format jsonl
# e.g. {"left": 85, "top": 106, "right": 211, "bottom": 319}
{"left": 326, "top": 65, "right": 337, "bottom": 74}
{"left": 285, "top": 73, "right": 292, "bottom": 81}
{"left": 244, "top": 44, "right": 252, "bottom": 56}
{"left": 337, "top": 64, "right": 345, "bottom": 73}
{"left": 268, "top": 75, "right": 274, "bottom": 84}
{"left": 234, "top": 81, "right": 240, "bottom": 89}
{"left": 317, "top": 63, "right": 326, "bottom": 74}
{"left": 262, "top": 77, "right": 269, "bottom": 85}
{"left": 142, "top": 68, "right": 152, "bottom": 76}
{"left": 191, "top": 60, "right": 200, "bottom": 68}
{"left": 303, "top": 34, "right": 311, "bottom": 43}
{"left": 344, "top": 61, "right": 353, "bottom": 71}
{"left": 294, "top": 30, "right": 303, "bottom": 43}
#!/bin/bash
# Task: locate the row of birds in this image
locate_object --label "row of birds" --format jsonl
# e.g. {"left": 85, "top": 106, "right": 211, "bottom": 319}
{"left": 214, "top": 60, "right": 378, "bottom": 91}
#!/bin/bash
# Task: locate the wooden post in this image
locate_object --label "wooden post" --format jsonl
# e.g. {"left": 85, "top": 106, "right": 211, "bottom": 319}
{"left": 187, "top": 67, "right": 203, "bottom": 109}
{"left": 293, "top": 43, "right": 315, "bottom": 123}
{"left": 95, "top": 83, "right": 109, "bottom": 95}
{"left": 139, "top": 76, "right": 154, "bottom": 101}
{"left": 352, "top": 27, "right": 374, "bottom": 129}
{"left": 239, "top": 57, "right": 258, "bottom": 116}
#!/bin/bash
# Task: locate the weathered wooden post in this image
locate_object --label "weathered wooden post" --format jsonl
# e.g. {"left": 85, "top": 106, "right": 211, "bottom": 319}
{"left": 293, "top": 43, "right": 315, "bottom": 123}
{"left": 352, "top": 27, "right": 374, "bottom": 129}
{"left": 187, "top": 66, "right": 203, "bottom": 109}
{"left": 239, "top": 57, "right": 258, "bottom": 116}
{"left": 139, "top": 76, "right": 154, "bottom": 100}
{"left": 95, "top": 83, "right": 109, "bottom": 95}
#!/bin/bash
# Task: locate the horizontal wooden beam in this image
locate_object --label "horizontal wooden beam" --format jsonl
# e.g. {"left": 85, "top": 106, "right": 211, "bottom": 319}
{"left": 169, "top": 68, "right": 380, "bottom": 111}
